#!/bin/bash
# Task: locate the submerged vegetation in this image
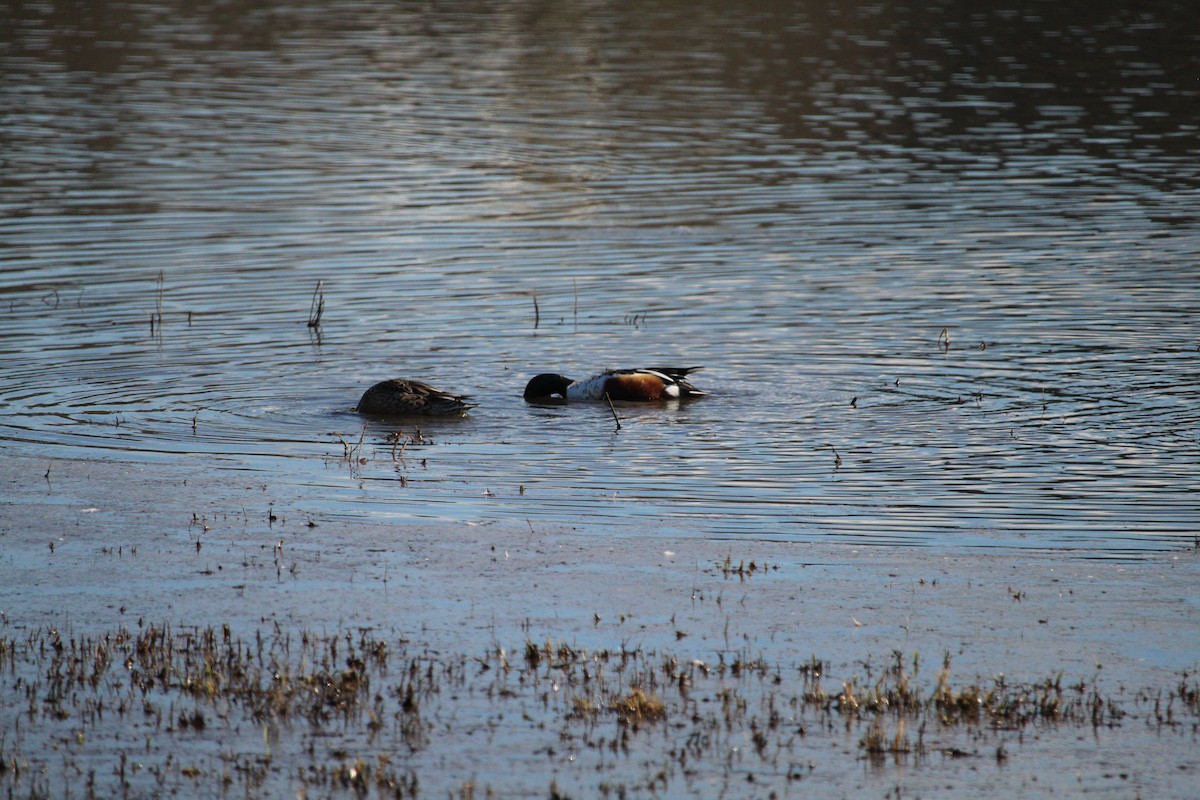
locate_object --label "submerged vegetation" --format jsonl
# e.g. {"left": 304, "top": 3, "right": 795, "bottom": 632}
{"left": 1, "top": 622, "right": 1196, "bottom": 798}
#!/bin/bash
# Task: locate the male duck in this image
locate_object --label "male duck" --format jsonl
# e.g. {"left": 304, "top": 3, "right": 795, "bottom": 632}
{"left": 523, "top": 367, "right": 706, "bottom": 402}
{"left": 356, "top": 379, "right": 477, "bottom": 417}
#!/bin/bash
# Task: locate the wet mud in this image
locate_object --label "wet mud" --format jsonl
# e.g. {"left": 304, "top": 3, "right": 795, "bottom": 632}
{"left": 2, "top": 454, "right": 1198, "bottom": 798}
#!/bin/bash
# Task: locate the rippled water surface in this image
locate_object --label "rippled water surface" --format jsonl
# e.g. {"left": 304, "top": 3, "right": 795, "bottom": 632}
{"left": 3, "top": 0, "right": 1199, "bottom": 555}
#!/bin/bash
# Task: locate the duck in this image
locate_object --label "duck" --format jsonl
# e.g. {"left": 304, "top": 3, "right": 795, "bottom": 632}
{"left": 356, "top": 378, "right": 477, "bottom": 417}
{"left": 523, "top": 367, "right": 706, "bottom": 402}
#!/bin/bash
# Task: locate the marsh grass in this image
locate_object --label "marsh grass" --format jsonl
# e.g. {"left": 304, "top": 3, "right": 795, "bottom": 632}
{"left": 307, "top": 280, "right": 325, "bottom": 329}
{"left": 0, "top": 624, "right": 1194, "bottom": 798}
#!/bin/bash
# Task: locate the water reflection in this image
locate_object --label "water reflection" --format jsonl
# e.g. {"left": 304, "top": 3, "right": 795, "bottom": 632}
{"left": 2, "top": 0, "right": 1198, "bottom": 555}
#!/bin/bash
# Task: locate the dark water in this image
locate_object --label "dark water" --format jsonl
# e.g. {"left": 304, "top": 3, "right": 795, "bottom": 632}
{"left": 3, "top": 0, "right": 1199, "bottom": 555}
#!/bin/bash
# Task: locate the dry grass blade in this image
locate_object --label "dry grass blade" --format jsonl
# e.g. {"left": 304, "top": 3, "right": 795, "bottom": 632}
{"left": 307, "top": 280, "right": 325, "bottom": 328}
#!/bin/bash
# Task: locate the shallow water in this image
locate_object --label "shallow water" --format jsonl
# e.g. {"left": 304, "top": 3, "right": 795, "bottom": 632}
{"left": 3, "top": 0, "right": 1199, "bottom": 555}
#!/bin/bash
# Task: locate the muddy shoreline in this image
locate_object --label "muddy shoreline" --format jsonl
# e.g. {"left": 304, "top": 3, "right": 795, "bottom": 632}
{"left": 2, "top": 453, "right": 1198, "bottom": 798}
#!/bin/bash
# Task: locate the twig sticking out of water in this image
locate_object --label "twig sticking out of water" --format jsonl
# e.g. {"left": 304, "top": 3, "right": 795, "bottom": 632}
{"left": 334, "top": 426, "right": 368, "bottom": 469}
{"left": 938, "top": 327, "right": 950, "bottom": 352}
{"left": 307, "top": 280, "right": 325, "bottom": 329}
{"left": 388, "top": 431, "right": 407, "bottom": 463}
{"left": 604, "top": 392, "right": 622, "bottom": 432}
{"left": 150, "top": 271, "right": 164, "bottom": 334}
{"left": 532, "top": 293, "right": 540, "bottom": 329}
{"left": 831, "top": 446, "right": 842, "bottom": 469}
